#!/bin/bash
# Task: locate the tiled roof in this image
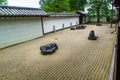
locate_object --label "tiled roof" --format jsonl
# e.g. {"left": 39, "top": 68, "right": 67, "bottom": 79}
{"left": 0, "top": 6, "right": 48, "bottom": 17}
{"left": 48, "top": 12, "right": 79, "bottom": 17}
{"left": 76, "top": 11, "right": 87, "bottom": 16}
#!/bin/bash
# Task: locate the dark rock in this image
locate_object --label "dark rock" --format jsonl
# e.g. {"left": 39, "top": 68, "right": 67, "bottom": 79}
{"left": 40, "top": 43, "right": 58, "bottom": 55}
{"left": 76, "top": 25, "right": 86, "bottom": 29}
{"left": 96, "top": 23, "right": 102, "bottom": 26}
{"left": 88, "top": 30, "right": 98, "bottom": 40}
{"left": 70, "top": 27, "right": 76, "bottom": 30}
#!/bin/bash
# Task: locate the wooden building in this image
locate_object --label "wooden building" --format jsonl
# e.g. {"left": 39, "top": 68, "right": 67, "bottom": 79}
{"left": 0, "top": 6, "right": 80, "bottom": 49}
{"left": 113, "top": 0, "right": 120, "bottom": 80}
{"left": 108, "top": 0, "right": 120, "bottom": 80}
{"left": 0, "top": 6, "right": 48, "bottom": 49}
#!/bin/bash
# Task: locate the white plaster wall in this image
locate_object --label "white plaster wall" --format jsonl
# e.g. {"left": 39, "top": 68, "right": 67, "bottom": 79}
{"left": 43, "top": 17, "right": 79, "bottom": 33}
{"left": 90, "top": 17, "right": 107, "bottom": 22}
{"left": 0, "top": 17, "right": 43, "bottom": 49}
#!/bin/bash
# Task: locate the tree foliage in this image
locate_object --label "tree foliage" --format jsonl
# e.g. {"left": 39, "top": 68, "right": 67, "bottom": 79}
{"left": 88, "top": 0, "right": 110, "bottom": 23}
{"left": 41, "top": 0, "right": 87, "bottom": 12}
{"left": 0, "top": 0, "right": 7, "bottom": 4}
{"left": 41, "top": 0, "right": 70, "bottom": 12}
{"left": 70, "top": 0, "right": 87, "bottom": 11}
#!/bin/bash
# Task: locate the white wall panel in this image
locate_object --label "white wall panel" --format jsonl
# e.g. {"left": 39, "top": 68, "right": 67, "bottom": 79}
{"left": 0, "top": 18, "right": 43, "bottom": 49}
{"left": 43, "top": 17, "right": 79, "bottom": 33}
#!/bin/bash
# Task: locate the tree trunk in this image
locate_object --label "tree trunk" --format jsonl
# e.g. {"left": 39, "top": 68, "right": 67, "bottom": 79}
{"left": 97, "top": 8, "right": 100, "bottom": 23}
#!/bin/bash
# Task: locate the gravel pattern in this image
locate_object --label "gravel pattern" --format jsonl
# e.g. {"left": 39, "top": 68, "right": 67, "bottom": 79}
{"left": 0, "top": 24, "right": 115, "bottom": 80}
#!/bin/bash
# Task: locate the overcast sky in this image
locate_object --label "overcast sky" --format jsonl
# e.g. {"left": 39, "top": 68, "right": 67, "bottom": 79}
{"left": 7, "top": 0, "right": 40, "bottom": 8}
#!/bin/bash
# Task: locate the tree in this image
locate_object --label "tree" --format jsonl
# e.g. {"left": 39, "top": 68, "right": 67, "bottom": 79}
{"left": 69, "top": 0, "right": 87, "bottom": 11}
{"left": 51, "top": 0, "right": 70, "bottom": 12}
{"left": 41, "top": 0, "right": 87, "bottom": 12}
{"left": 40, "top": 0, "right": 52, "bottom": 12}
{"left": 88, "top": 0, "right": 110, "bottom": 23}
{"left": 41, "top": 0, "right": 70, "bottom": 12}
{"left": 0, "top": 0, "right": 7, "bottom": 5}
{"left": 110, "top": 9, "right": 116, "bottom": 23}
{"left": 39, "top": 0, "right": 46, "bottom": 6}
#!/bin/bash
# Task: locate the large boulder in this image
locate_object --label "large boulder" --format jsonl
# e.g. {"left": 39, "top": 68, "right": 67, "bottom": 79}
{"left": 76, "top": 25, "right": 86, "bottom": 29}
{"left": 70, "top": 27, "right": 76, "bottom": 30}
{"left": 40, "top": 43, "right": 58, "bottom": 55}
{"left": 96, "top": 23, "right": 102, "bottom": 26}
{"left": 88, "top": 30, "right": 98, "bottom": 40}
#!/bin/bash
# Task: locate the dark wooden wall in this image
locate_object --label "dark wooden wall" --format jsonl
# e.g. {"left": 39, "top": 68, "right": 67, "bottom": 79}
{"left": 116, "top": 26, "right": 120, "bottom": 80}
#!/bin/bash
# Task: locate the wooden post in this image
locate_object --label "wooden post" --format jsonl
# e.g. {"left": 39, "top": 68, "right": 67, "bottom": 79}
{"left": 76, "top": 22, "right": 78, "bottom": 28}
{"left": 41, "top": 17, "right": 44, "bottom": 35}
{"left": 76, "top": 22, "right": 78, "bottom": 25}
{"left": 119, "top": 21, "right": 120, "bottom": 26}
{"left": 62, "top": 24, "right": 64, "bottom": 29}
{"left": 70, "top": 23, "right": 72, "bottom": 28}
{"left": 53, "top": 25, "right": 56, "bottom": 33}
